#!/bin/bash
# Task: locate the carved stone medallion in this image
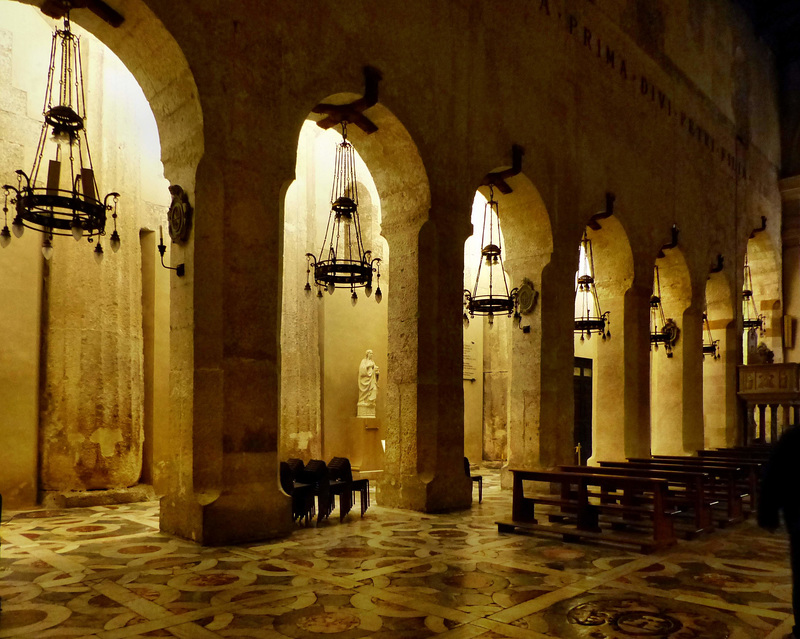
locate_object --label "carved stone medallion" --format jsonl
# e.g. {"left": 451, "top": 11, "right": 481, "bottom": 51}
{"left": 517, "top": 278, "right": 539, "bottom": 315}
{"left": 167, "top": 184, "right": 192, "bottom": 243}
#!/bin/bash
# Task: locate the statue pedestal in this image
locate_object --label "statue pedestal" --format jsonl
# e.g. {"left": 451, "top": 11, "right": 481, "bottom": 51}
{"left": 357, "top": 405, "right": 376, "bottom": 419}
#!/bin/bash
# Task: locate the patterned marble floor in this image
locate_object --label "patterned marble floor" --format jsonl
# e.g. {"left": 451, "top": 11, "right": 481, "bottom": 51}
{"left": 0, "top": 471, "right": 794, "bottom": 638}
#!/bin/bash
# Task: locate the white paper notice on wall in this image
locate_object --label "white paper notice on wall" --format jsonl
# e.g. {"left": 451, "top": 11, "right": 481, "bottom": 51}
{"left": 464, "top": 340, "right": 477, "bottom": 381}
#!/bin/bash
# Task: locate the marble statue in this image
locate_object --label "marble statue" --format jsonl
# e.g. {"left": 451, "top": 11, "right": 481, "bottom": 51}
{"left": 357, "top": 349, "right": 379, "bottom": 418}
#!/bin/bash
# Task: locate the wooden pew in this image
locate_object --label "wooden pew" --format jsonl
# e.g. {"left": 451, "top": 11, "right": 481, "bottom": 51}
{"left": 558, "top": 465, "right": 716, "bottom": 538}
{"left": 496, "top": 469, "right": 680, "bottom": 553}
{"left": 652, "top": 454, "right": 759, "bottom": 513}
{"left": 602, "top": 459, "right": 746, "bottom": 526}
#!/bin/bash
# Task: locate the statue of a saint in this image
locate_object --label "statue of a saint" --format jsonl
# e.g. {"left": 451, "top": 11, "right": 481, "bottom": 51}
{"left": 357, "top": 349, "right": 379, "bottom": 418}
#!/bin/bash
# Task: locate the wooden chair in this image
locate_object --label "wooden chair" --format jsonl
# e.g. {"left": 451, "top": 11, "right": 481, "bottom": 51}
{"left": 465, "top": 457, "right": 482, "bottom": 503}
{"left": 327, "top": 457, "right": 353, "bottom": 521}
{"left": 329, "top": 457, "right": 370, "bottom": 517}
{"left": 299, "top": 459, "right": 334, "bottom": 523}
{"left": 280, "top": 461, "right": 315, "bottom": 524}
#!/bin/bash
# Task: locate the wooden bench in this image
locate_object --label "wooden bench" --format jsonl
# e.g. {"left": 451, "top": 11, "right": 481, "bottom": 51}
{"left": 697, "top": 449, "right": 766, "bottom": 509}
{"left": 496, "top": 469, "right": 680, "bottom": 553}
{"left": 651, "top": 454, "right": 759, "bottom": 513}
{"left": 604, "top": 459, "right": 747, "bottom": 525}
{"left": 559, "top": 465, "right": 716, "bottom": 538}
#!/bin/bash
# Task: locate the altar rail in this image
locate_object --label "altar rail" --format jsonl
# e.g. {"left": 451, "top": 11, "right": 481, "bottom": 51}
{"left": 737, "top": 363, "right": 800, "bottom": 443}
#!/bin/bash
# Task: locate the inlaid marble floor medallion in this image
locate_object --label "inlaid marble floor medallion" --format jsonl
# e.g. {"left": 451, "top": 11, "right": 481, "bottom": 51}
{"left": 0, "top": 472, "right": 794, "bottom": 638}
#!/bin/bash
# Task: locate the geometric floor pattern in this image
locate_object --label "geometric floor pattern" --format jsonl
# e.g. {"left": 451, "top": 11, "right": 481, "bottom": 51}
{"left": 0, "top": 470, "right": 794, "bottom": 638}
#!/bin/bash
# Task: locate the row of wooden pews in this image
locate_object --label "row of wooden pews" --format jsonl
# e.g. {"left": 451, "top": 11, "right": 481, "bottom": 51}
{"left": 280, "top": 457, "right": 370, "bottom": 525}
{"left": 497, "top": 445, "right": 770, "bottom": 553}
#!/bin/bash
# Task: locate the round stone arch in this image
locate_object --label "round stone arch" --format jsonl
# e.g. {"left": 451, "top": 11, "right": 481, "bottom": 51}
{"left": 744, "top": 228, "right": 783, "bottom": 361}
{"left": 650, "top": 246, "right": 696, "bottom": 455}
{"left": 280, "top": 97, "right": 446, "bottom": 510}
{"left": 484, "top": 172, "right": 555, "bottom": 481}
{"left": 571, "top": 214, "right": 635, "bottom": 464}
{"left": 13, "top": 0, "right": 204, "bottom": 188}
{"left": 704, "top": 269, "right": 737, "bottom": 447}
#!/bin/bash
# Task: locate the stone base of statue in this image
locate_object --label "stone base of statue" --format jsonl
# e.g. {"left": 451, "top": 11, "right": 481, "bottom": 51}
{"left": 358, "top": 404, "right": 376, "bottom": 419}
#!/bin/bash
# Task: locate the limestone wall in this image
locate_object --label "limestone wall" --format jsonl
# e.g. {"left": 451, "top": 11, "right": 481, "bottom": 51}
{"left": 0, "top": 2, "right": 170, "bottom": 505}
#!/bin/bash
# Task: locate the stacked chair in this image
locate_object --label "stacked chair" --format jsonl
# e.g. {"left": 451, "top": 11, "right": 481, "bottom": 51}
{"left": 281, "top": 457, "right": 370, "bottom": 525}
{"left": 329, "top": 457, "right": 371, "bottom": 518}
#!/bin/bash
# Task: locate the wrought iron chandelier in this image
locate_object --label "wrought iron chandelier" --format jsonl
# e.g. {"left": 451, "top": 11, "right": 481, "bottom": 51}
{"left": 742, "top": 252, "right": 764, "bottom": 334}
{"left": 463, "top": 185, "right": 519, "bottom": 328}
{"left": 574, "top": 230, "right": 609, "bottom": 341}
{"left": 2, "top": 12, "right": 119, "bottom": 262}
{"left": 702, "top": 306, "right": 720, "bottom": 359}
{"left": 650, "top": 265, "right": 679, "bottom": 357}
{"left": 305, "top": 122, "right": 381, "bottom": 306}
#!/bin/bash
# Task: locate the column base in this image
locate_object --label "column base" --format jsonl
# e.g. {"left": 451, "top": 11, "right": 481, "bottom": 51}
{"left": 379, "top": 472, "right": 472, "bottom": 512}
{"left": 160, "top": 487, "right": 293, "bottom": 546}
{"left": 40, "top": 484, "right": 156, "bottom": 508}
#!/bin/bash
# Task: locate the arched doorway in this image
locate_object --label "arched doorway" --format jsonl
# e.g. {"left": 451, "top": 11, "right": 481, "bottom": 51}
{"left": 743, "top": 229, "right": 782, "bottom": 364}
{"left": 462, "top": 188, "right": 519, "bottom": 466}
{"left": 280, "top": 120, "right": 388, "bottom": 472}
{"left": 492, "top": 173, "right": 553, "bottom": 481}
{"left": 572, "top": 214, "right": 634, "bottom": 464}
{"left": 703, "top": 270, "right": 736, "bottom": 448}
{"left": 650, "top": 247, "right": 695, "bottom": 455}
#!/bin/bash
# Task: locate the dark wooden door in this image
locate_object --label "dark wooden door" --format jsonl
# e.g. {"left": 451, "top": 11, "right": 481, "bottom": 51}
{"left": 573, "top": 357, "right": 593, "bottom": 465}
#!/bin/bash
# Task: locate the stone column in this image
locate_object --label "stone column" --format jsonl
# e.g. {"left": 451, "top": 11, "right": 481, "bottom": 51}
{"left": 680, "top": 304, "right": 705, "bottom": 454}
{"left": 501, "top": 249, "right": 573, "bottom": 484}
{"left": 379, "top": 207, "right": 472, "bottom": 512}
{"left": 39, "top": 226, "right": 145, "bottom": 493}
{"left": 624, "top": 283, "right": 653, "bottom": 458}
{"left": 160, "top": 156, "right": 293, "bottom": 545}
{"left": 590, "top": 287, "right": 628, "bottom": 463}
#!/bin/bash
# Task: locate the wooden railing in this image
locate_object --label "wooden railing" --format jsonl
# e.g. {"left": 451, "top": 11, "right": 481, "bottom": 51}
{"left": 737, "top": 363, "right": 800, "bottom": 443}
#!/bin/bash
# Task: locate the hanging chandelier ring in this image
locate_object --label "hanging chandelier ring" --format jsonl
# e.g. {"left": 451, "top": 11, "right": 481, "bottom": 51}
{"left": 45, "top": 105, "right": 84, "bottom": 139}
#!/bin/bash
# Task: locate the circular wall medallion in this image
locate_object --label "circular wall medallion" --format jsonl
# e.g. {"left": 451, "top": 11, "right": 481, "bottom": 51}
{"left": 167, "top": 184, "right": 192, "bottom": 243}
{"left": 517, "top": 278, "right": 538, "bottom": 315}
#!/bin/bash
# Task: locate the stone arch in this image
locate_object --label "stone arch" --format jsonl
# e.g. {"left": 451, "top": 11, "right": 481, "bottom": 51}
{"left": 744, "top": 229, "right": 782, "bottom": 361}
{"left": 650, "top": 246, "right": 696, "bottom": 455}
{"left": 13, "top": 0, "right": 204, "bottom": 187}
{"left": 280, "top": 121, "right": 387, "bottom": 473}
{"left": 280, "top": 97, "right": 443, "bottom": 511}
{"left": 462, "top": 189, "right": 512, "bottom": 465}
{"left": 483, "top": 172, "right": 554, "bottom": 481}
{"left": 571, "top": 215, "right": 635, "bottom": 464}
{"left": 703, "top": 269, "right": 737, "bottom": 447}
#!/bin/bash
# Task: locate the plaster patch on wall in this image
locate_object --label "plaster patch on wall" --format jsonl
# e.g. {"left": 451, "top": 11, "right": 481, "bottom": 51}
{"left": 66, "top": 429, "right": 87, "bottom": 448}
{"left": 90, "top": 427, "right": 124, "bottom": 457}
{"left": 288, "top": 431, "right": 313, "bottom": 451}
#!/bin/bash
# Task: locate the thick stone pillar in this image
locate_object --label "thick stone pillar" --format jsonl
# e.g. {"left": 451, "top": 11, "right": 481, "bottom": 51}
{"left": 590, "top": 291, "right": 627, "bottom": 463}
{"left": 501, "top": 250, "right": 573, "bottom": 485}
{"left": 624, "top": 283, "right": 652, "bottom": 458}
{"left": 39, "top": 231, "right": 145, "bottom": 492}
{"left": 680, "top": 304, "right": 705, "bottom": 453}
{"left": 379, "top": 210, "right": 472, "bottom": 512}
{"left": 160, "top": 157, "right": 292, "bottom": 545}
{"left": 704, "top": 321, "right": 739, "bottom": 448}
